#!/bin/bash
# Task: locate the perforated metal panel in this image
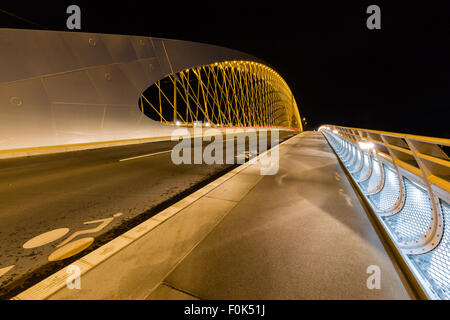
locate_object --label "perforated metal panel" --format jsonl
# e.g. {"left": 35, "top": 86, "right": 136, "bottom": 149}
{"left": 336, "top": 142, "right": 345, "bottom": 156}
{"left": 410, "top": 201, "right": 450, "bottom": 300}
{"left": 369, "top": 165, "right": 401, "bottom": 212}
{"left": 323, "top": 130, "right": 449, "bottom": 300}
{"left": 353, "top": 153, "right": 370, "bottom": 181}
{"left": 336, "top": 143, "right": 343, "bottom": 155}
{"left": 334, "top": 139, "right": 343, "bottom": 155}
{"left": 347, "top": 149, "right": 362, "bottom": 172}
{"left": 343, "top": 145, "right": 355, "bottom": 164}
{"left": 342, "top": 143, "right": 353, "bottom": 162}
{"left": 336, "top": 139, "right": 345, "bottom": 153}
{"left": 383, "top": 179, "right": 432, "bottom": 243}
{"left": 360, "top": 158, "right": 381, "bottom": 193}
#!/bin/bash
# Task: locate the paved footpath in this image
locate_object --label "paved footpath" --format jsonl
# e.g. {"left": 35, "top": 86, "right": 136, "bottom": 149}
{"left": 16, "top": 131, "right": 416, "bottom": 300}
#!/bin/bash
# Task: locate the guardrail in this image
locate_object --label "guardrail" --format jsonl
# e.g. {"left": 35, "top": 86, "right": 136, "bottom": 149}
{"left": 320, "top": 125, "right": 450, "bottom": 300}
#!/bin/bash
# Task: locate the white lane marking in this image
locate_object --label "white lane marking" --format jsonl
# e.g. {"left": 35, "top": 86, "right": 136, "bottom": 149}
{"left": 119, "top": 150, "right": 172, "bottom": 162}
{"left": 0, "top": 265, "right": 15, "bottom": 277}
{"left": 119, "top": 133, "right": 272, "bottom": 162}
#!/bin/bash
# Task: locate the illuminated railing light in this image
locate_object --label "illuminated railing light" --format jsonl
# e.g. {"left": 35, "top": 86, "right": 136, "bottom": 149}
{"left": 324, "top": 125, "right": 450, "bottom": 300}
{"left": 333, "top": 130, "right": 338, "bottom": 134}
{"left": 358, "top": 141, "right": 374, "bottom": 150}
{"left": 175, "top": 121, "right": 181, "bottom": 126}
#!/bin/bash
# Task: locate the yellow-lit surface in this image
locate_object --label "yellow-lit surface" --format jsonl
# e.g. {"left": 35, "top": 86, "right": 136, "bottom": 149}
{"left": 141, "top": 60, "right": 302, "bottom": 131}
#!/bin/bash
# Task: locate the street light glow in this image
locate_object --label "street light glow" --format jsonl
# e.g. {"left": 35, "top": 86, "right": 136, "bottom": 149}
{"left": 358, "top": 141, "right": 374, "bottom": 150}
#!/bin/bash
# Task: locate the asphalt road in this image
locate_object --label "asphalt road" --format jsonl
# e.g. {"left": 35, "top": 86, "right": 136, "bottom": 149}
{"left": 0, "top": 130, "right": 296, "bottom": 298}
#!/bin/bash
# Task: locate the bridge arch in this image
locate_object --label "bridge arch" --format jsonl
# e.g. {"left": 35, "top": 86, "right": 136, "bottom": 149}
{"left": 0, "top": 29, "right": 301, "bottom": 153}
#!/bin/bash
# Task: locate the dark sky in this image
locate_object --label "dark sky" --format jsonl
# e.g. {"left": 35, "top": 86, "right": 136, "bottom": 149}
{"left": 2, "top": 1, "right": 449, "bottom": 137}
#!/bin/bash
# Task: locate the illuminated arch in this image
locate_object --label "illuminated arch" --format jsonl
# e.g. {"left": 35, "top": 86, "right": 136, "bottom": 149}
{"left": 140, "top": 60, "right": 302, "bottom": 130}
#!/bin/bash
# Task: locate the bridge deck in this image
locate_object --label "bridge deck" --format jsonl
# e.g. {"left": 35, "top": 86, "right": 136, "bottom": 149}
{"left": 43, "top": 132, "right": 415, "bottom": 299}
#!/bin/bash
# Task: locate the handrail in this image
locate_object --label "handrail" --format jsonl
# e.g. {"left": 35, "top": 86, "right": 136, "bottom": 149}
{"left": 320, "top": 125, "right": 450, "bottom": 300}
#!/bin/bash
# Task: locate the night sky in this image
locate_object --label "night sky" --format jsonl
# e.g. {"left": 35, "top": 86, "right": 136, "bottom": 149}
{"left": 2, "top": 1, "right": 449, "bottom": 137}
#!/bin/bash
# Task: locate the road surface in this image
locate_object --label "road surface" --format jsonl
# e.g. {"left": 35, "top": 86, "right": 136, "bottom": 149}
{"left": 0, "top": 130, "right": 296, "bottom": 298}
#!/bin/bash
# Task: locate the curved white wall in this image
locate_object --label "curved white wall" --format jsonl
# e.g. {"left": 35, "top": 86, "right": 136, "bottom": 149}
{"left": 0, "top": 29, "right": 264, "bottom": 151}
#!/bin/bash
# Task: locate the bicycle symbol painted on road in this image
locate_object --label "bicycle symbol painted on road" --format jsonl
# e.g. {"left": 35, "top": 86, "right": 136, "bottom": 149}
{"left": 0, "top": 213, "right": 123, "bottom": 278}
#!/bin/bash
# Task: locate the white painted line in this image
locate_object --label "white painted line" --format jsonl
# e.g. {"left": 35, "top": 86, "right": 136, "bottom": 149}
{"left": 119, "top": 150, "right": 172, "bottom": 162}
{"left": 120, "top": 137, "right": 247, "bottom": 162}
{"left": 119, "top": 131, "right": 272, "bottom": 162}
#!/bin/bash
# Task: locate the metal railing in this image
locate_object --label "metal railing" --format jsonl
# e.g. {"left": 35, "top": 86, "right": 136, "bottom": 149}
{"left": 320, "top": 125, "right": 450, "bottom": 300}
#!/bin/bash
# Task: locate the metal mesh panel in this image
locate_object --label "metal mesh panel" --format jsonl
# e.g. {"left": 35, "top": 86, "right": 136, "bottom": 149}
{"left": 343, "top": 144, "right": 354, "bottom": 163}
{"left": 337, "top": 141, "right": 345, "bottom": 156}
{"left": 327, "top": 134, "right": 339, "bottom": 151}
{"left": 360, "top": 158, "right": 381, "bottom": 193}
{"left": 334, "top": 139, "right": 343, "bottom": 155}
{"left": 342, "top": 142, "right": 353, "bottom": 161}
{"left": 410, "top": 201, "right": 450, "bottom": 300}
{"left": 383, "top": 179, "right": 432, "bottom": 243}
{"left": 368, "top": 165, "right": 400, "bottom": 212}
{"left": 338, "top": 143, "right": 346, "bottom": 158}
{"left": 323, "top": 129, "right": 450, "bottom": 300}
{"left": 348, "top": 150, "right": 362, "bottom": 173}
{"left": 353, "top": 153, "right": 370, "bottom": 181}
{"left": 345, "top": 146, "right": 358, "bottom": 168}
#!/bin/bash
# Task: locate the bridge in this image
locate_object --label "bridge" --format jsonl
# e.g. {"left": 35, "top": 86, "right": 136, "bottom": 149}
{"left": 0, "top": 29, "right": 448, "bottom": 300}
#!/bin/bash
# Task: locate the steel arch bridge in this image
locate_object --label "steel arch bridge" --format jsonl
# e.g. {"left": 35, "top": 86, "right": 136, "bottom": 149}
{"left": 0, "top": 29, "right": 302, "bottom": 155}
{"left": 140, "top": 60, "right": 301, "bottom": 129}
